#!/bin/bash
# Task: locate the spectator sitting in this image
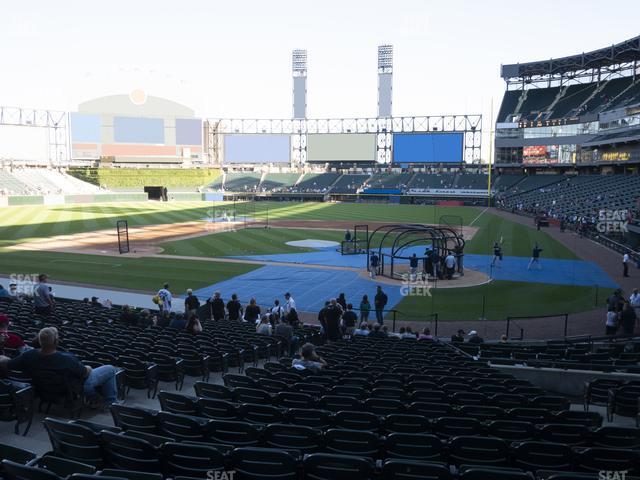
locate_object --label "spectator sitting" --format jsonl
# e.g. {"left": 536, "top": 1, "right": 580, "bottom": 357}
{"left": 256, "top": 315, "right": 272, "bottom": 335}
{"left": 451, "top": 329, "right": 465, "bottom": 344}
{"left": 119, "top": 305, "right": 139, "bottom": 325}
{"left": 354, "top": 322, "right": 370, "bottom": 336}
{"left": 292, "top": 343, "right": 327, "bottom": 372}
{"left": 91, "top": 296, "right": 101, "bottom": 307}
{"left": 169, "top": 313, "right": 187, "bottom": 330}
{"left": 186, "top": 314, "right": 203, "bottom": 335}
{"left": 0, "top": 284, "right": 10, "bottom": 299}
{"left": 138, "top": 309, "right": 153, "bottom": 328}
{"left": 0, "top": 314, "right": 27, "bottom": 352}
{"left": 0, "top": 327, "right": 120, "bottom": 408}
{"left": 467, "top": 330, "right": 484, "bottom": 344}
{"left": 403, "top": 326, "right": 416, "bottom": 339}
{"left": 245, "top": 298, "right": 261, "bottom": 324}
{"left": 499, "top": 334, "right": 509, "bottom": 343}
{"left": 418, "top": 327, "right": 434, "bottom": 341}
{"left": 368, "top": 323, "right": 387, "bottom": 339}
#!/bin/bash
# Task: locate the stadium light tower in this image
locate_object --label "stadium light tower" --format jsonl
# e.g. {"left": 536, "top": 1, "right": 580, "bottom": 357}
{"left": 292, "top": 49, "right": 307, "bottom": 119}
{"left": 377, "top": 44, "right": 393, "bottom": 118}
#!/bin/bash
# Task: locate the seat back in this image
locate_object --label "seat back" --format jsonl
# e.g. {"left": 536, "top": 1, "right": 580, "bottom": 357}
{"left": 99, "top": 431, "right": 161, "bottom": 472}
{"left": 230, "top": 447, "right": 298, "bottom": 480}
{"left": 160, "top": 442, "right": 226, "bottom": 477}
{"left": 43, "top": 418, "right": 103, "bottom": 467}
{"left": 302, "top": 453, "right": 374, "bottom": 480}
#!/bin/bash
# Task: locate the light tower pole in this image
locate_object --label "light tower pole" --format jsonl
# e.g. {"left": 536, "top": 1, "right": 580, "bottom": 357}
{"left": 377, "top": 45, "right": 393, "bottom": 163}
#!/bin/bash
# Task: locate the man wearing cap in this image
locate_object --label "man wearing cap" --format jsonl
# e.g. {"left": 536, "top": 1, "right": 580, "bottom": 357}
{"left": 451, "top": 329, "right": 465, "bottom": 345}
{"left": 467, "top": 330, "right": 484, "bottom": 344}
{"left": 0, "top": 315, "right": 26, "bottom": 352}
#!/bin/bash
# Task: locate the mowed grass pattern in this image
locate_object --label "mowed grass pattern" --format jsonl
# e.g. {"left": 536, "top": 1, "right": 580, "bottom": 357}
{"left": 0, "top": 201, "right": 597, "bottom": 320}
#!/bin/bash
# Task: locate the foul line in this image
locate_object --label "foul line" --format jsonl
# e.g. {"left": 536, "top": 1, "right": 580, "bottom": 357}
{"left": 469, "top": 207, "right": 489, "bottom": 227}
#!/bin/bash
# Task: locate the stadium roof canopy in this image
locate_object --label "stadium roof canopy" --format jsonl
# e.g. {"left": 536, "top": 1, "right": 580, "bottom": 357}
{"left": 501, "top": 35, "right": 640, "bottom": 80}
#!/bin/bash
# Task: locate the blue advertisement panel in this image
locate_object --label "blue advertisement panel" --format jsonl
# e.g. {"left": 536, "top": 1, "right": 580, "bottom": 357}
{"left": 175, "top": 118, "right": 202, "bottom": 145}
{"left": 393, "top": 133, "right": 463, "bottom": 163}
{"left": 114, "top": 116, "right": 165, "bottom": 144}
{"left": 224, "top": 135, "right": 290, "bottom": 163}
{"left": 70, "top": 113, "right": 101, "bottom": 143}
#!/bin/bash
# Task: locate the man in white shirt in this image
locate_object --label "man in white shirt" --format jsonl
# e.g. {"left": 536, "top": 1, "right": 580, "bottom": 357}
{"left": 284, "top": 292, "right": 296, "bottom": 315}
{"left": 157, "top": 283, "right": 173, "bottom": 317}
{"left": 623, "top": 253, "right": 630, "bottom": 278}
{"left": 444, "top": 253, "right": 457, "bottom": 279}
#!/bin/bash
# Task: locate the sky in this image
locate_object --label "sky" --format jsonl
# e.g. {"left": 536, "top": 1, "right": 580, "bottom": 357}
{"left": 1, "top": 0, "right": 639, "bottom": 159}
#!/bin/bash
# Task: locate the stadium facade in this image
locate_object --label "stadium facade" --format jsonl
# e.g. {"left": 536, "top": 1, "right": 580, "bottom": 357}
{"left": 495, "top": 36, "right": 640, "bottom": 170}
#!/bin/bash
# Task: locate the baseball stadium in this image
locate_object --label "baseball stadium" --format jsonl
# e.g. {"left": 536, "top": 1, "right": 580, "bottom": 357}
{"left": 2, "top": 2, "right": 640, "bottom": 479}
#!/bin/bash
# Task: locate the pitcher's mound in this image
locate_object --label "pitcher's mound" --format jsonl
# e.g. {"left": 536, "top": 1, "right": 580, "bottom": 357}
{"left": 286, "top": 239, "right": 340, "bottom": 249}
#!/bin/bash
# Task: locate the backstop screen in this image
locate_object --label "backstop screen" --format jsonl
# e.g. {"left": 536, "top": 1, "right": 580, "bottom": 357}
{"left": 223, "top": 134, "right": 290, "bottom": 164}
{"left": 393, "top": 133, "right": 464, "bottom": 164}
{"left": 307, "top": 134, "right": 377, "bottom": 162}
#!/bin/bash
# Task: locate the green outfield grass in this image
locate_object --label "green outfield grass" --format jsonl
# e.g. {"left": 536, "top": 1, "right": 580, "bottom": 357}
{"left": 0, "top": 250, "right": 259, "bottom": 294}
{"left": 0, "top": 200, "right": 600, "bottom": 322}
{"left": 393, "top": 281, "right": 603, "bottom": 323}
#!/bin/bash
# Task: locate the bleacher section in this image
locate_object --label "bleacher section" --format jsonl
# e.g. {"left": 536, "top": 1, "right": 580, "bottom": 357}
{"left": 408, "top": 173, "right": 456, "bottom": 189}
{"left": 0, "top": 170, "right": 29, "bottom": 195}
{"left": 550, "top": 83, "right": 598, "bottom": 119}
{"left": 288, "top": 173, "right": 340, "bottom": 193}
{"left": 329, "top": 174, "right": 370, "bottom": 194}
{"left": 497, "top": 90, "right": 522, "bottom": 123}
{"left": 454, "top": 174, "right": 487, "bottom": 190}
{"left": 498, "top": 77, "right": 640, "bottom": 122}
{"left": 259, "top": 173, "right": 300, "bottom": 193}
{"left": 503, "top": 174, "right": 640, "bottom": 220}
{"left": 364, "top": 173, "right": 413, "bottom": 190}
{"left": 492, "top": 174, "right": 524, "bottom": 192}
{"left": 0, "top": 169, "right": 102, "bottom": 196}
{"left": 220, "top": 172, "right": 262, "bottom": 192}
{"left": 517, "top": 87, "right": 561, "bottom": 120}
{"left": 502, "top": 175, "right": 565, "bottom": 197}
